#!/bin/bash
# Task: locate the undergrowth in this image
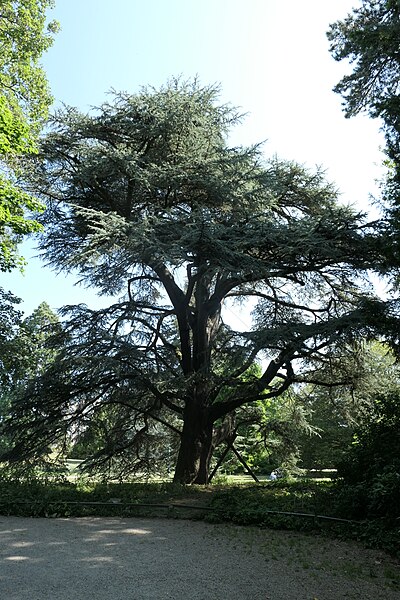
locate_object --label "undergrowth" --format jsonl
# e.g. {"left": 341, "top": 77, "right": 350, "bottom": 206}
{"left": 0, "top": 478, "right": 398, "bottom": 558}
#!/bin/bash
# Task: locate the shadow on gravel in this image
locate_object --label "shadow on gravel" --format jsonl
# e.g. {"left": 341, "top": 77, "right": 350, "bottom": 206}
{"left": 0, "top": 517, "right": 398, "bottom": 600}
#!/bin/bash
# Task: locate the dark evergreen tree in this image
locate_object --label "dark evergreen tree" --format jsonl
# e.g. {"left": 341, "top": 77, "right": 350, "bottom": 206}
{"left": 0, "top": 300, "right": 62, "bottom": 458}
{"left": 0, "top": 287, "right": 23, "bottom": 387}
{"left": 327, "top": 0, "right": 400, "bottom": 263}
{"left": 10, "top": 301, "right": 62, "bottom": 381}
{"left": 328, "top": 0, "right": 400, "bottom": 121}
{"left": 2, "top": 80, "right": 394, "bottom": 483}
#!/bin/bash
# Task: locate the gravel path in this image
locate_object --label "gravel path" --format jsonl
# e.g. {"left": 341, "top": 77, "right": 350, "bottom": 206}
{"left": 0, "top": 516, "right": 398, "bottom": 599}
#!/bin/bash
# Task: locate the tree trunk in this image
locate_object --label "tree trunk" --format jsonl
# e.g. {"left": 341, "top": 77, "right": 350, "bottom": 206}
{"left": 173, "top": 401, "right": 213, "bottom": 484}
{"left": 172, "top": 265, "right": 221, "bottom": 484}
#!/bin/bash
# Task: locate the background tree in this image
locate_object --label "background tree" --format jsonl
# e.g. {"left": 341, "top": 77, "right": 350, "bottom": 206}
{"left": 209, "top": 363, "right": 314, "bottom": 477}
{"left": 296, "top": 341, "right": 399, "bottom": 469}
{"left": 0, "top": 0, "right": 58, "bottom": 271}
{"left": 10, "top": 301, "right": 62, "bottom": 380}
{"left": 2, "top": 79, "right": 394, "bottom": 484}
{"left": 0, "top": 300, "right": 61, "bottom": 456}
{"left": 0, "top": 287, "right": 23, "bottom": 386}
{"left": 224, "top": 395, "right": 312, "bottom": 477}
{"left": 327, "top": 1, "right": 400, "bottom": 520}
{"left": 0, "top": 286, "right": 22, "bottom": 455}
{"left": 327, "top": 0, "right": 400, "bottom": 121}
{"left": 331, "top": 382, "right": 400, "bottom": 530}
{"left": 327, "top": 0, "right": 400, "bottom": 268}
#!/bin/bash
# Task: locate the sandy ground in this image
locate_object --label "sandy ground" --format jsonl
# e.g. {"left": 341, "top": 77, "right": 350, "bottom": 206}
{"left": 0, "top": 516, "right": 399, "bottom": 600}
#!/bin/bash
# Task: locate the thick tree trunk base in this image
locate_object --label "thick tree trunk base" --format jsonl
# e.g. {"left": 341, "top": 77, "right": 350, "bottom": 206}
{"left": 173, "top": 406, "right": 213, "bottom": 485}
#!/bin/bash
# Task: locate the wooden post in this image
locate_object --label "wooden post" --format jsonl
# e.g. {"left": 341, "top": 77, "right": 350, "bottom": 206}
{"left": 209, "top": 435, "right": 259, "bottom": 483}
{"left": 228, "top": 443, "right": 259, "bottom": 483}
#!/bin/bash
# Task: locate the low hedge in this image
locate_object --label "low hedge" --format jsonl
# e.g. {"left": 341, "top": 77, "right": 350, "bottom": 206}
{"left": 0, "top": 479, "right": 398, "bottom": 557}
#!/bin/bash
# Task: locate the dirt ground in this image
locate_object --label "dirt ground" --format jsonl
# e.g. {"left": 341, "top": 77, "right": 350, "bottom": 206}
{"left": 0, "top": 516, "right": 398, "bottom": 600}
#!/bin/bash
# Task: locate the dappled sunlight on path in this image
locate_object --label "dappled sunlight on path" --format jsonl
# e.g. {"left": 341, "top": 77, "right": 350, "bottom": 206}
{"left": 0, "top": 517, "right": 398, "bottom": 599}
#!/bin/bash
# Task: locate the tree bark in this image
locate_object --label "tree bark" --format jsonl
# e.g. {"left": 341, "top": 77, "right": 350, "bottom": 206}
{"left": 173, "top": 401, "right": 213, "bottom": 484}
{"left": 172, "top": 265, "right": 222, "bottom": 484}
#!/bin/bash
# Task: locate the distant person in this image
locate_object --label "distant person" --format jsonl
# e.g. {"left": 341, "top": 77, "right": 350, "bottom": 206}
{"left": 269, "top": 470, "right": 277, "bottom": 480}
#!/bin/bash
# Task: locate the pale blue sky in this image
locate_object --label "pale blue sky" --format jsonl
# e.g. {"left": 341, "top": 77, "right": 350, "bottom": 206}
{"left": 1, "top": 0, "right": 385, "bottom": 316}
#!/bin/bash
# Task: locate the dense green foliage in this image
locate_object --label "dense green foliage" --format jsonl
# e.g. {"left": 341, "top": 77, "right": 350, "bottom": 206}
{"left": 0, "top": 0, "right": 58, "bottom": 125}
{"left": 319, "top": 386, "right": 400, "bottom": 557}
{"left": 328, "top": 0, "right": 400, "bottom": 121}
{"left": 8, "top": 301, "right": 62, "bottom": 380}
{"left": 0, "top": 300, "right": 61, "bottom": 388}
{"left": 327, "top": 1, "right": 400, "bottom": 548}
{"left": 0, "top": 288, "right": 23, "bottom": 451}
{"left": 0, "top": 287, "right": 23, "bottom": 386}
{"left": 296, "top": 342, "right": 400, "bottom": 469}
{"left": 0, "top": 478, "right": 323, "bottom": 518}
{"left": 334, "top": 390, "right": 400, "bottom": 520}
{"left": 328, "top": 0, "right": 400, "bottom": 267}
{"left": 0, "top": 477, "right": 398, "bottom": 557}
{"left": 0, "top": 300, "right": 61, "bottom": 455}
{"left": 0, "top": 0, "right": 58, "bottom": 271}
{"left": 340, "top": 393, "right": 400, "bottom": 483}
{"left": 211, "top": 389, "right": 312, "bottom": 476}
{"left": 2, "top": 79, "right": 396, "bottom": 484}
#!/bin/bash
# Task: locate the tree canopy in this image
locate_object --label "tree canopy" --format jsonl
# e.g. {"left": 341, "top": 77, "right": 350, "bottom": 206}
{"left": 0, "top": 0, "right": 58, "bottom": 271}
{"left": 327, "top": 0, "right": 400, "bottom": 121}
{"left": 328, "top": 0, "right": 400, "bottom": 262}
{"left": 2, "top": 79, "right": 395, "bottom": 483}
{"left": 0, "top": 287, "right": 23, "bottom": 387}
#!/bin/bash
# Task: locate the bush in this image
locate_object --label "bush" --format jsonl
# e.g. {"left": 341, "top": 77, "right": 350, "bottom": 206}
{"left": 334, "top": 391, "right": 400, "bottom": 520}
{"left": 326, "top": 391, "right": 400, "bottom": 556}
{"left": 0, "top": 476, "right": 398, "bottom": 557}
{"left": 338, "top": 392, "right": 400, "bottom": 483}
